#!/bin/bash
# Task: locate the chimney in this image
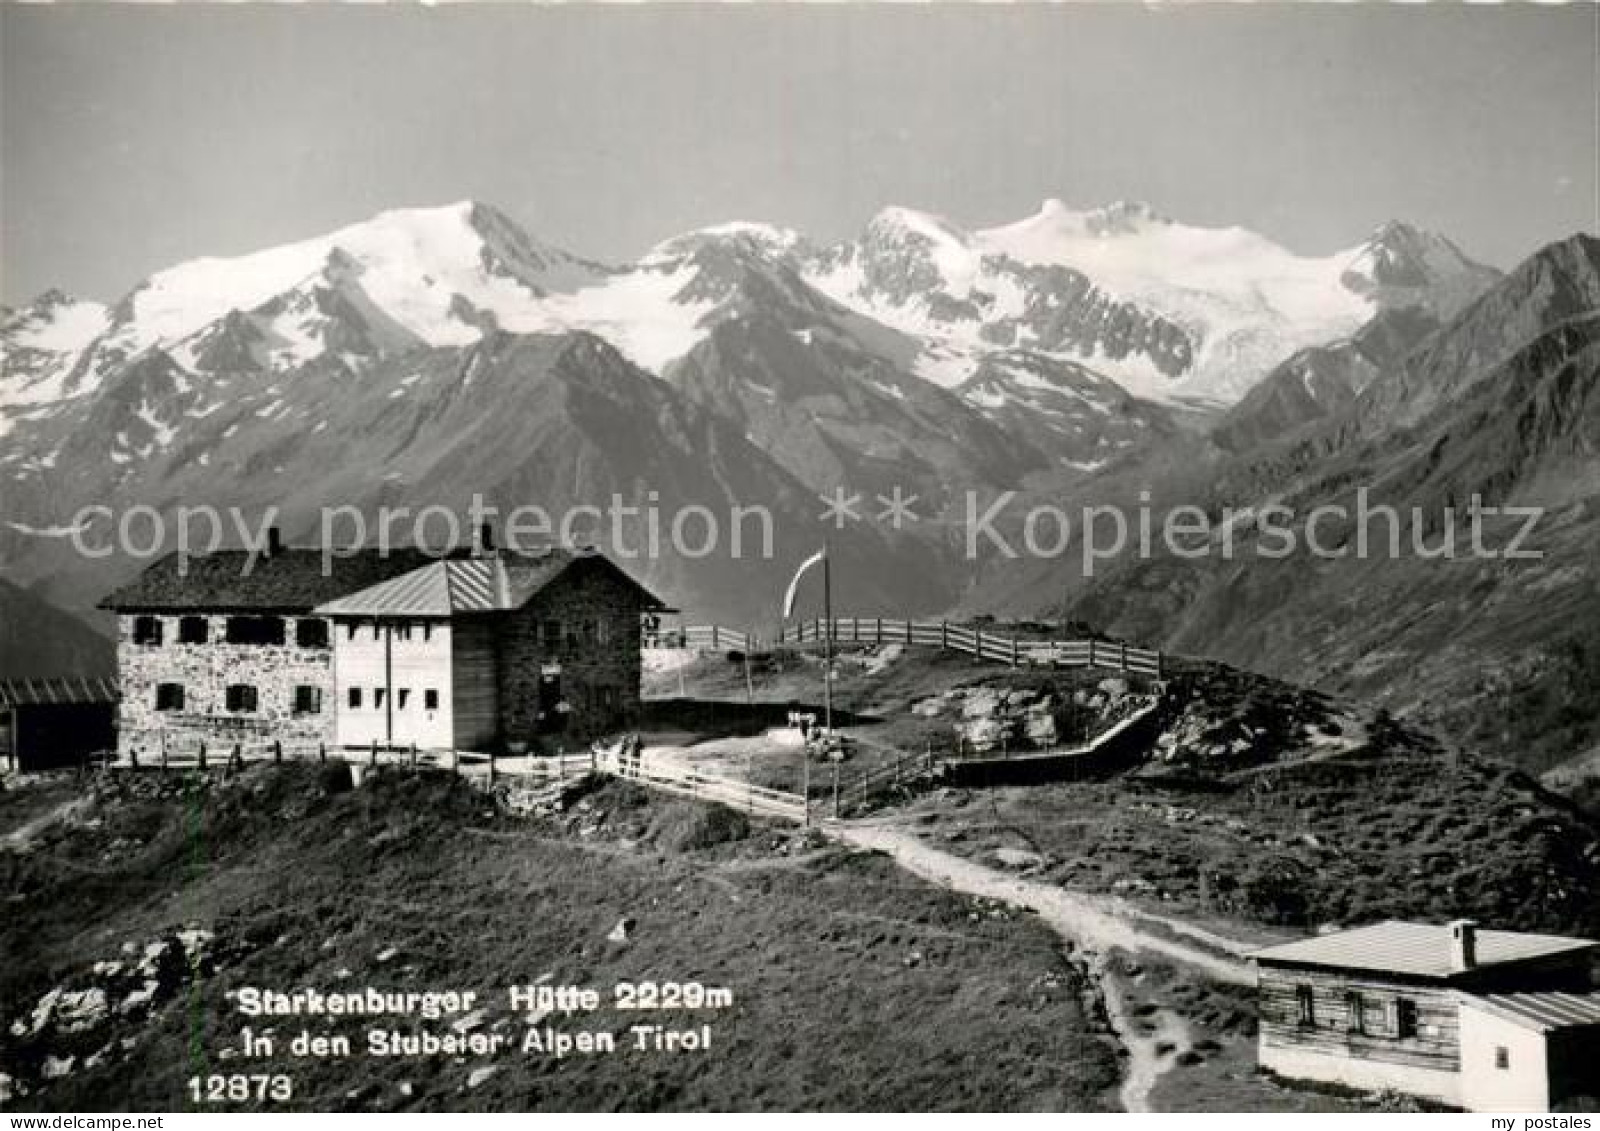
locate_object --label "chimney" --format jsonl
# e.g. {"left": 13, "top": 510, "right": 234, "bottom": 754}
{"left": 475, "top": 521, "right": 495, "bottom": 556}
{"left": 266, "top": 527, "right": 283, "bottom": 557}
{"left": 1449, "top": 919, "right": 1478, "bottom": 973}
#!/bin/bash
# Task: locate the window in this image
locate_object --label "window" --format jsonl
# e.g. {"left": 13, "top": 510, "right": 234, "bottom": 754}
{"left": 542, "top": 619, "right": 562, "bottom": 648}
{"left": 225, "top": 684, "right": 258, "bottom": 713}
{"left": 398, "top": 689, "right": 411, "bottom": 710}
{"left": 424, "top": 689, "right": 440, "bottom": 711}
{"left": 396, "top": 623, "right": 412, "bottom": 642}
{"left": 1494, "top": 1046, "right": 1510, "bottom": 1070}
{"left": 178, "top": 616, "right": 208, "bottom": 644}
{"left": 155, "top": 683, "right": 185, "bottom": 711}
{"left": 132, "top": 616, "right": 163, "bottom": 646}
{"left": 1295, "top": 985, "right": 1316, "bottom": 1028}
{"left": 1345, "top": 991, "right": 1365, "bottom": 1035}
{"left": 292, "top": 686, "right": 322, "bottom": 715}
{"left": 296, "top": 618, "right": 329, "bottom": 649}
{"left": 1395, "top": 998, "right": 1419, "bottom": 1040}
{"left": 422, "top": 623, "right": 433, "bottom": 643}
{"left": 346, "top": 623, "right": 358, "bottom": 641}
{"left": 596, "top": 617, "right": 610, "bottom": 645}
{"left": 598, "top": 685, "right": 619, "bottom": 712}
{"left": 348, "top": 687, "right": 363, "bottom": 709}
{"left": 226, "top": 616, "right": 285, "bottom": 646}
{"left": 374, "top": 688, "right": 387, "bottom": 709}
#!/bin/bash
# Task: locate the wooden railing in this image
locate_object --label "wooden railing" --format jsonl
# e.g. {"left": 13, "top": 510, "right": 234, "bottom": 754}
{"left": 595, "top": 739, "right": 809, "bottom": 823}
{"left": 646, "top": 625, "right": 754, "bottom": 652}
{"left": 776, "top": 617, "right": 1163, "bottom": 677}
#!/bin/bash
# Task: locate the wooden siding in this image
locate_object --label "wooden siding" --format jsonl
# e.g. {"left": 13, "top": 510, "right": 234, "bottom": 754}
{"left": 451, "top": 619, "right": 499, "bottom": 749}
{"left": 1258, "top": 965, "right": 1462, "bottom": 1073}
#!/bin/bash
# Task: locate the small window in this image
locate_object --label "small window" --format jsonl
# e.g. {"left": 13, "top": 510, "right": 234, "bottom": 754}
{"left": 292, "top": 686, "right": 322, "bottom": 715}
{"left": 424, "top": 689, "right": 440, "bottom": 711}
{"left": 422, "top": 623, "right": 433, "bottom": 643}
{"left": 596, "top": 617, "right": 611, "bottom": 645}
{"left": 226, "top": 616, "right": 285, "bottom": 646}
{"left": 296, "top": 618, "right": 329, "bottom": 649}
{"left": 346, "top": 623, "right": 358, "bottom": 642}
{"left": 374, "top": 688, "right": 387, "bottom": 709}
{"left": 543, "top": 619, "right": 562, "bottom": 648}
{"left": 1494, "top": 1046, "right": 1509, "bottom": 1070}
{"left": 155, "top": 683, "right": 185, "bottom": 711}
{"left": 133, "top": 616, "right": 163, "bottom": 646}
{"left": 348, "top": 687, "right": 363, "bottom": 709}
{"left": 178, "top": 616, "right": 208, "bottom": 644}
{"left": 1396, "top": 998, "right": 1419, "bottom": 1040}
{"left": 1295, "top": 985, "right": 1316, "bottom": 1028}
{"left": 1345, "top": 991, "right": 1365, "bottom": 1034}
{"left": 599, "top": 685, "right": 619, "bottom": 712}
{"left": 225, "top": 684, "right": 258, "bottom": 713}
{"left": 396, "top": 623, "right": 412, "bottom": 642}
{"left": 398, "top": 689, "right": 411, "bottom": 710}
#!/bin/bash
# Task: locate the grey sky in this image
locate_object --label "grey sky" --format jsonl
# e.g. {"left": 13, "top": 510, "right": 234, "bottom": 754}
{"left": 2, "top": 3, "right": 1595, "bottom": 306}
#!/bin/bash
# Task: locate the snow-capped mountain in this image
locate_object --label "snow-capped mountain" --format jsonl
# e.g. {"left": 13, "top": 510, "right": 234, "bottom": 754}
{"left": 0, "top": 196, "right": 1504, "bottom": 625}
{"left": 0, "top": 290, "right": 111, "bottom": 426}
{"left": 802, "top": 200, "right": 1498, "bottom": 404}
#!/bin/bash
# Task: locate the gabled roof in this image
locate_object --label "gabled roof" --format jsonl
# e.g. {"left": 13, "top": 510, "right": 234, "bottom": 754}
{"left": 314, "top": 549, "right": 667, "bottom": 618}
{"left": 0, "top": 675, "right": 118, "bottom": 708}
{"left": 1461, "top": 991, "right": 1600, "bottom": 1033}
{"left": 1250, "top": 920, "right": 1598, "bottom": 980}
{"left": 99, "top": 548, "right": 447, "bottom": 612}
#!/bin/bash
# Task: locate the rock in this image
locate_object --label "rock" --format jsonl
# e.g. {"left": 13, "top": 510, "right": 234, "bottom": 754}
{"left": 451, "top": 1009, "right": 486, "bottom": 1034}
{"left": 42, "top": 1055, "right": 74, "bottom": 1080}
{"left": 1099, "top": 677, "right": 1130, "bottom": 698}
{"left": 376, "top": 947, "right": 399, "bottom": 963}
{"left": 467, "top": 1066, "right": 498, "bottom": 1090}
{"left": 607, "top": 918, "right": 635, "bottom": 943}
{"left": 399, "top": 1082, "right": 415, "bottom": 1098}
{"left": 992, "top": 847, "right": 1045, "bottom": 869}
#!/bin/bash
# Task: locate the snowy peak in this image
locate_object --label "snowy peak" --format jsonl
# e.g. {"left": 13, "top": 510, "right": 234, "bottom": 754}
{"left": 1339, "top": 220, "right": 1500, "bottom": 315}
{"left": 100, "top": 200, "right": 603, "bottom": 367}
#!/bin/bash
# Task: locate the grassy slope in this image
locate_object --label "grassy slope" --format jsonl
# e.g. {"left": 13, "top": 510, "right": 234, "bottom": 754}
{"left": 1, "top": 766, "right": 1118, "bottom": 1112}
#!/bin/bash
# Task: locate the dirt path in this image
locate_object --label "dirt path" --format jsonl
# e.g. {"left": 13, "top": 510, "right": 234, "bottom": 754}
{"left": 827, "top": 818, "right": 1253, "bottom": 1112}
{"left": 830, "top": 820, "right": 1253, "bottom": 983}
{"left": 0, "top": 795, "right": 91, "bottom": 851}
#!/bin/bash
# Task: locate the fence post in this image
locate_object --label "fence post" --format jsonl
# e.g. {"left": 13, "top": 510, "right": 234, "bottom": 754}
{"left": 489, "top": 749, "right": 497, "bottom": 785}
{"left": 370, "top": 739, "right": 377, "bottom": 768}
{"left": 1011, "top": 636, "right": 1019, "bottom": 666}
{"left": 875, "top": 617, "right": 882, "bottom": 644}
{"left": 318, "top": 742, "right": 326, "bottom": 764}
{"left": 832, "top": 763, "right": 840, "bottom": 818}
{"left": 452, "top": 747, "right": 460, "bottom": 773}
{"left": 1120, "top": 641, "right": 1129, "bottom": 672}
{"left": 410, "top": 743, "right": 417, "bottom": 769}
{"left": 198, "top": 742, "right": 207, "bottom": 771}
{"left": 941, "top": 621, "right": 948, "bottom": 650}
{"left": 905, "top": 620, "right": 913, "bottom": 646}
{"left": 712, "top": 625, "right": 720, "bottom": 649}
{"left": 232, "top": 743, "right": 242, "bottom": 771}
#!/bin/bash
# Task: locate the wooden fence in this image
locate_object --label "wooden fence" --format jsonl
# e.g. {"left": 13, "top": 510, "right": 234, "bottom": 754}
{"left": 776, "top": 617, "right": 1163, "bottom": 677}
{"left": 595, "top": 739, "right": 810, "bottom": 822}
{"left": 646, "top": 625, "right": 754, "bottom": 652}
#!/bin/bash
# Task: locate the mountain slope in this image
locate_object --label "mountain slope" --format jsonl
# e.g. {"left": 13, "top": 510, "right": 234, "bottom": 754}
{"left": 965, "top": 234, "right": 1600, "bottom": 777}
{"left": 0, "top": 578, "right": 113, "bottom": 679}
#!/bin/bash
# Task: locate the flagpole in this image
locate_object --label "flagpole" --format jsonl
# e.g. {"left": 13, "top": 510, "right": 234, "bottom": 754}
{"left": 822, "top": 540, "right": 834, "bottom": 738}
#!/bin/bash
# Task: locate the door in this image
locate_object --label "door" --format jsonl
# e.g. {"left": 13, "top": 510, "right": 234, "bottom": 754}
{"left": 537, "top": 670, "right": 564, "bottom": 734}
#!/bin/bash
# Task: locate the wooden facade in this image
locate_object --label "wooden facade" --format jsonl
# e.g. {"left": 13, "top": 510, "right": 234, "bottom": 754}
{"left": 1253, "top": 921, "right": 1600, "bottom": 1111}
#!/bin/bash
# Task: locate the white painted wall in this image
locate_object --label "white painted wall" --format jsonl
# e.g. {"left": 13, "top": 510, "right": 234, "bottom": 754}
{"left": 1258, "top": 1044, "right": 1463, "bottom": 1107}
{"left": 331, "top": 619, "right": 455, "bottom": 750}
{"left": 1459, "top": 1005, "right": 1551, "bottom": 1113}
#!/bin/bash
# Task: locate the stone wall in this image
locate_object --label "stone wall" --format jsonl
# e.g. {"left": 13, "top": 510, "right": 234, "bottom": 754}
{"left": 116, "top": 613, "right": 335, "bottom": 759}
{"left": 496, "top": 564, "right": 646, "bottom": 748}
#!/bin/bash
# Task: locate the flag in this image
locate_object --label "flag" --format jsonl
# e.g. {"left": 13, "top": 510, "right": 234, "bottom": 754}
{"left": 781, "top": 548, "right": 827, "bottom": 619}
